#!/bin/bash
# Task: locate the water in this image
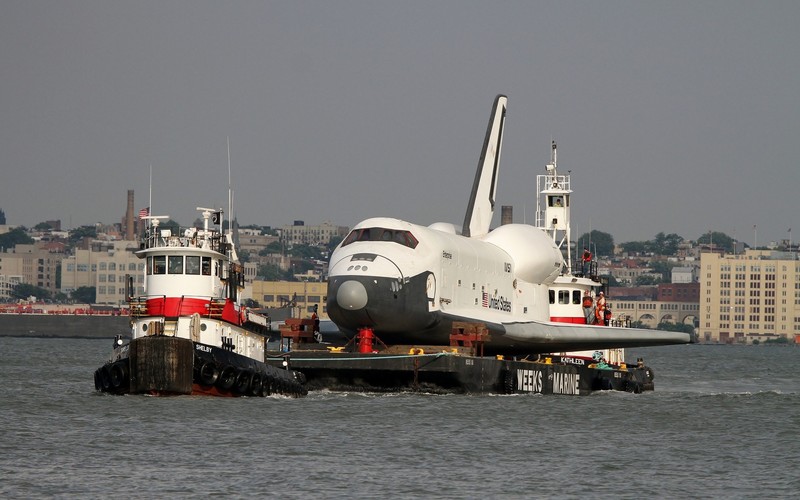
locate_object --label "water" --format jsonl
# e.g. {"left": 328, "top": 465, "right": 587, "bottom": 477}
{"left": 1, "top": 338, "right": 798, "bottom": 499}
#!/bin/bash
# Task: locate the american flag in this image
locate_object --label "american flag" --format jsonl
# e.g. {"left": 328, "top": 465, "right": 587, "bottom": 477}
{"left": 138, "top": 207, "right": 150, "bottom": 219}
{"left": 482, "top": 291, "right": 489, "bottom": 307}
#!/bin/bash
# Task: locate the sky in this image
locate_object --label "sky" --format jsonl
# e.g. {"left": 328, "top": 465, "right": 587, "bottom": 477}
{"left": 2, "top": 1, "right": 799, "bottom": 246}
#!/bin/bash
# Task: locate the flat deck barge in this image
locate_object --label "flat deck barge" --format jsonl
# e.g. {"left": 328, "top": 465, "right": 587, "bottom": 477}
{"left": 267, "top": 345, "right": 654, "bottom": 396}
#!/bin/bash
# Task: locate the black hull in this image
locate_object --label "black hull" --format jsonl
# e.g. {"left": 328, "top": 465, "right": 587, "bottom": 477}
{"left": 94, "top": 336, "right": 306, "bottom": 397}
{"left": 270, "top": 348, "right": 654, "bottom": 396}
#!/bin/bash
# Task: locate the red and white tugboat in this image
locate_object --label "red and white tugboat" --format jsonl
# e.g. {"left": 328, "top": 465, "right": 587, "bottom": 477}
{"left": 94, "top": 207, "right": 306, "bottom": 397}
{"left": 537, "top": 141, "right": 634, "bottom": 368}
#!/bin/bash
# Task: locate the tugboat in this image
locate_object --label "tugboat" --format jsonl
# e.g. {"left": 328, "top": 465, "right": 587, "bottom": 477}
{"left": 530, "top": 140, "right": 653, "bottom": 391}
{"left": 94, "top": 207, "right": 306, "bottom": 397}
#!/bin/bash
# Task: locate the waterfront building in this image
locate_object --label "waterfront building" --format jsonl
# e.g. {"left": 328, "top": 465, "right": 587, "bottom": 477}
{"left": 249, "top": 280, "right": 328, "bottom": 318}
{"left": 700, "top": 249, "right": 799, "bottom": 344}
{"left": 0, "top": 243, "right": 63, "bottom": 294}
{"left": 281, "top": 221, "right": 349, "bottom": 247}
{"left": 610, "top": 299, "right": 699, "bottom": 329}
{"left": 0, "top": 274, "right": 23, "bottom": 301}
{"left": 61, "top": 240, "right": 144, "bottom": 304}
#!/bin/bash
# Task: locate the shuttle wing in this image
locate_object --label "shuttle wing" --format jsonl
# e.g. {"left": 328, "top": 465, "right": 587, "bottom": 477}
{"left": 441, "top": 310, "right": 690, "bottom": 354}
{"left": 462, "top": 94, "right": 507, "bottom": 238}
{"left": 500, "top": 320, "right": 691, "bottom": 353}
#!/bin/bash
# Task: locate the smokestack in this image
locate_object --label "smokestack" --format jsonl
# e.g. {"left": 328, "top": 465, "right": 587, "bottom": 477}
{"left": 501, "top": 205, "right": 513, "bottom": 226}
{"left": 126, "top": 190, "right": 135, "bottom": 240}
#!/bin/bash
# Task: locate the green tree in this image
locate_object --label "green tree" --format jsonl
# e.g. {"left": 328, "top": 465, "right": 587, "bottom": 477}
{"left": 327, "top": 235, "right": 344, "bottom": 253}
{"left": 11, "top": 283, "right": 51, "bottom": 301}
{"left": 260, "top": 241, "right": 283, "bottom": 255}
{"left": 576, "top": 230, "right": 614, "bottom": 257}
{"left": 650, "top": 261, "right": 674, "bottom": 282}
{"left": 620, "top": 241, "right": 648, "bottom": 254}
{"left": 634, "top": 275, "right": 661, "bottom": 286}
{"left": 656, "top": 322, "right": 695, "bottom": 334}
{"left": 0, "top": 227, "right": 34, "bottom": 250}
{"left": 696, "top": 231, "right": 736, "bottom": 253}
{"left": 652, "top": 232, "right": 683, "bottom": 256}
{"left": 68, "top": 225, "right": 97, "bottom": 245}
{"left": 288, "top": 244, "right": 324, "bottom": 260}
{"left": 258, "top": 264, "right": 289, "bottom": 281}
{"left": 71, "top": 286, "right": 96, "bottom": 304}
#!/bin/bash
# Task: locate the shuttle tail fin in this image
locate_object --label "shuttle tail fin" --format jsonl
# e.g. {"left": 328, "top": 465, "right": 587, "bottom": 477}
{"left": 462, "top": 94, "right": 507, "bottom": 238}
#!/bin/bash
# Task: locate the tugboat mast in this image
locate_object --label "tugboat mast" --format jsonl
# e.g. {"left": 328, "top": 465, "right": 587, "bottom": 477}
{"left": 536, "top": 140, "right": 573, "bottom": 272}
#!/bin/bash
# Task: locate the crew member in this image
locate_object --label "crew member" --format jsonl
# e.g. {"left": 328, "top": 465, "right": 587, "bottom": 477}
{"left": 582, "top": 290, "right": 595, "bottom": 325}
{"left": 595, "top": 291, "right": 606, "bottom": 326}
{"left": 311, "top": 304, "right": 321, "bottom": 342}
{"left": 581, "top": 248, "right": 592, "bottom": 275}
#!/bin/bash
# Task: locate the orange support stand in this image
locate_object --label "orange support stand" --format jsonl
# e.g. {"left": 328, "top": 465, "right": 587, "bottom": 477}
{"left": 358, "top": 327, "right": 375, "bottom": 353}
{"left": 450, "top": 322, "right": 489, "bottom": 356}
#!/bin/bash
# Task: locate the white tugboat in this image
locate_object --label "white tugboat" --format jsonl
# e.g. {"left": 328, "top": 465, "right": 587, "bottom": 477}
{"left": 94, "top": 207, "right": 306, "bottom": 397}
{"left": 537, "top": 140, "right": 627, "bottom": 366}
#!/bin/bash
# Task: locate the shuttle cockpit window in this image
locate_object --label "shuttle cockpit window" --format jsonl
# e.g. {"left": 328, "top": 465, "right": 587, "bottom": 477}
{"left": 342, "top": 227, "right": 419, "bottom": 249}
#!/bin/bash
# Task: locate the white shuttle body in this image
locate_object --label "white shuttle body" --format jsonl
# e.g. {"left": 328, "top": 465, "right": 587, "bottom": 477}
{"left": 326, "top": 95, "right": 690, "bottom": 354}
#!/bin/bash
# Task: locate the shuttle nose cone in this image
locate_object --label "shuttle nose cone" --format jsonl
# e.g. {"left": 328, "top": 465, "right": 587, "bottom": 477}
{"left": 336, "top": 280, "right": 368, "bottom": 310}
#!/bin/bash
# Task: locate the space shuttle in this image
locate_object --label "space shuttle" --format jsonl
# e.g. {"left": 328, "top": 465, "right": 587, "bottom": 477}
{"left": 325, "top": 95, "right": 691, "bottom": 355}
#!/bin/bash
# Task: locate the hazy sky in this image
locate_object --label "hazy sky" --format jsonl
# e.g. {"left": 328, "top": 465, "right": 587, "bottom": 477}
{"left": 2, "top": 1, "right": 798, "bottom": 245}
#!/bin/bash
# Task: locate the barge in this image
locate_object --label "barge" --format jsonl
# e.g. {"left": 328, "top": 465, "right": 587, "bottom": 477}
{"left": 269, "top": 327, "right": 654, "bottom": 396}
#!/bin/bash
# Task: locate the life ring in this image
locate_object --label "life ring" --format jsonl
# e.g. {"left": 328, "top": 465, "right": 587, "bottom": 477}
{"left": 234, "top": 370, "right": 252, "bottom": 394}
{"left": 100, "top": 365, "right": 113, "bottom": 390}
{"left": 262, "top": 376, "right": 273, "bottom": 397}
{"left": 217, "top": 366, "right": 237, "bottom": 390}
{"left": 197, "top": 362, "right": 219, "bottom": 386}
{"left": 110, "top": 362, "right": 129, "bottom": 389}
{"left": 249, "top": 373, "right": 263, "bottom": 396}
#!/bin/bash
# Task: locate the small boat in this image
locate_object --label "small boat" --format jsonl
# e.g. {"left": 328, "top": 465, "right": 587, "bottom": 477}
{"left": 94, "top": 207, "right": 306, "bottom": 397}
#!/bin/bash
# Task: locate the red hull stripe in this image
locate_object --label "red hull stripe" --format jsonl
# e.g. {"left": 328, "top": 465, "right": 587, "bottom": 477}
{"left": 550, "top": 316, "right": 587, "bottom": 324}
{"left": 146, "top": 297, "right": 211, "bottom": 317}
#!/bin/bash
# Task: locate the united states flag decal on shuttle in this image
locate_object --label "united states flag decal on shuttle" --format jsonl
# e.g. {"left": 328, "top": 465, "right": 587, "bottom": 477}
{"left": 482, "top": 292, "right": 489, "bottom": 307}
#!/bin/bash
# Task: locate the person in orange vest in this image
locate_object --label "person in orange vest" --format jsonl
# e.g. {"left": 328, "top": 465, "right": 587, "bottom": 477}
{"left": 582, "top": 290, "right": 596, "bottom": 324}
{"left": 595, "top": 291, "right": 607, "bottom": 326}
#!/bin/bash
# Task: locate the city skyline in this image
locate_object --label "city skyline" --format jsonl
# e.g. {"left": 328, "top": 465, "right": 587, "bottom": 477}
{"left": 2, "top": 2, "right": 798, "bottom": 246}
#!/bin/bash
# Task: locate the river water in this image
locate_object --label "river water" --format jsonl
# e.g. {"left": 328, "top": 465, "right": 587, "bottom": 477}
{"left": 1, "top": 337, "right": 798, "bottom": 499}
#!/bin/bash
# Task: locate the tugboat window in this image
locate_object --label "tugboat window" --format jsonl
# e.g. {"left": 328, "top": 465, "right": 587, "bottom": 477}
{"left": 201, "top": 257, "right": 212, "bottom": 276}
{"left": 186, "top": 256, "right": 201, "bottom": 275}
{"left": 168, "top": 256, "right": 183, "bottom": 274}
{"left": 146, "top": 256, "right": 153, "bottom": 275}
{"left": 153, "top": 255, "right": 166, "bottom": 275}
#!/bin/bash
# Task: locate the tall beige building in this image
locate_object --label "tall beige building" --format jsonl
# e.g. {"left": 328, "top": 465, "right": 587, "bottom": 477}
{"left": 61, "top": 240, "right": 144, "bottom": 304}
{"left": 700, "top": 249, "right": 799, "bottom": 344}
{"left": 0, "top": 244, "right": 62, "bottom": 293}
